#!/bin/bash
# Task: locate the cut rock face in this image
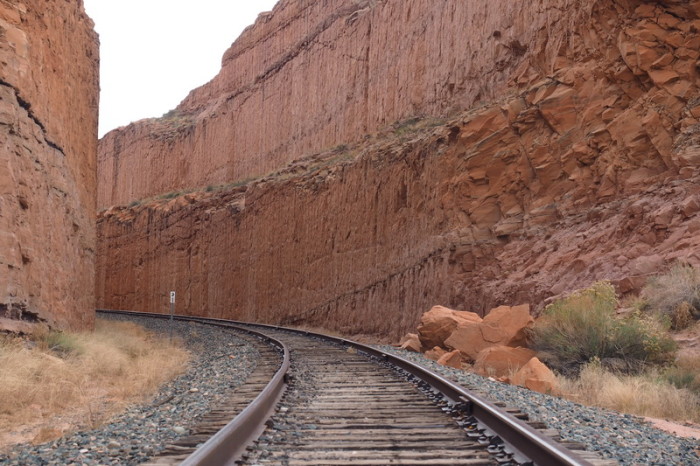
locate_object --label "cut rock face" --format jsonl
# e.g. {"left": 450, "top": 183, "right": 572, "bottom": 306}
{"left": 445, "top": 305, "right": 534, "bottom": 361}
{"left": 0, "top": 1, "right": 98, "bottom": 331}
{"left": 98, "top": 0, "right": 617, "bottom": 208}
{"left": 417, "top": 305, "right": 482, "bottom": 350}
{"left": 97, "top": 0, "right": 700, "bottom": 341}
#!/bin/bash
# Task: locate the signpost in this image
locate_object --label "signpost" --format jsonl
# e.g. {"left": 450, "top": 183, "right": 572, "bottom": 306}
{"left": 169, "top": 291, "right": 175, "bottom": 341}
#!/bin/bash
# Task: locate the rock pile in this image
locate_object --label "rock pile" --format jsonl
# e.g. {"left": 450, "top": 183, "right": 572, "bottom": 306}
{"left": 400, "top": 305, "right": 559, "bottom": 394}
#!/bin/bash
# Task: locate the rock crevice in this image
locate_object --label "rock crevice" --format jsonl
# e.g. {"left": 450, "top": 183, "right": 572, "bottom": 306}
{"left": 0, "top": 80, "right": 65, "bottom": 155}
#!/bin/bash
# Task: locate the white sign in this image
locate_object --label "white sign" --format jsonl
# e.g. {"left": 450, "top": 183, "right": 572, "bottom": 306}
{"left": 170, "top": 291, "right": 176, "bottom": 304}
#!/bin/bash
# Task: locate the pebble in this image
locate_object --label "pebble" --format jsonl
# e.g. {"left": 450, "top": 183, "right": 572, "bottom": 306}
{"left": 375, "top": 345, "right": 700, "bottom": 466}
{"left": 0, "top": 314, "right": 259, "bottom": 465}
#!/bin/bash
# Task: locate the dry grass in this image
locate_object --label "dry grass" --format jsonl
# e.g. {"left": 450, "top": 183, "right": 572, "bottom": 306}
{"left": 559, "top": 362, "right": 700, "bottom": 423}
{"left": 0, "top": 319, "right": 189, "bottom": 449}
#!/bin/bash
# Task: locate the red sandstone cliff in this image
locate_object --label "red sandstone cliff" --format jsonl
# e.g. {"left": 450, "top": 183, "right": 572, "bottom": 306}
{"left": 98, "top": 0, "right": 602, "bottom": 208}
{"left": 97, "top": 0, "right": 700, "bottom": 340}
{"left": 0, "top": 0, "right": 99, "bottom": 330}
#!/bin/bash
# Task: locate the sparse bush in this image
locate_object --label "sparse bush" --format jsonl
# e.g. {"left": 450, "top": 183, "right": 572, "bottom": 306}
{"left": 159, "top": 191, "right": 181, "bottom": 200}
{"left": 393, "top": 117, "right": 421, "bottom": 134}
{"left": 642, "top": 263, "right": 700, "bottom": 330}
{"left": 664, "top": 366, "right": 699, "bottom": 393}
{"left": 532, "top": 281, "right": 676, "bottom": 375}
{"left": 224, "top": 177, "right": 255, "bottom": 190}
{"left": 671, "top": 301, "right": 694, "bottom": 331}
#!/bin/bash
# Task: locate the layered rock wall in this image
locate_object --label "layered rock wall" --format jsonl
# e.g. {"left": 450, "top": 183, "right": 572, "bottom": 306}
{"left": 98, "top": 0, "right": 596, "bottom": 208}
{"left": 97, "top": 0, "right": 700, "bottom": 340}
{"left": 1, "top": 0, "right": 99, "bottom": 330}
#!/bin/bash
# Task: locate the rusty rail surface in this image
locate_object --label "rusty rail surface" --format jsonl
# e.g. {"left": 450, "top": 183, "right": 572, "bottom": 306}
{"left": 98, "top": 310, "right": 594, "bottom": 466}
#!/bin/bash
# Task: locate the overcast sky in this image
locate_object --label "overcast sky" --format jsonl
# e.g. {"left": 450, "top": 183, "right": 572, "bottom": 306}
{"left": 83, "top": 0, "right": 279, "bottom": 137}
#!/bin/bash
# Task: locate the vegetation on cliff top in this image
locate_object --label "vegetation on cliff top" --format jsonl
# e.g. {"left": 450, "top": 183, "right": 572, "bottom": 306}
{"left": 107, "top": 113, "right": 450, "bottom": 213}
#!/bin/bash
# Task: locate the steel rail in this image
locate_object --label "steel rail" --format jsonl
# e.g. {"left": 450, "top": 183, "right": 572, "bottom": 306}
{"left": 98, "top": 309, "right": 592, "bottom": 466}
{"left": 97, "top": 310, "right": 290, "bottom": 466}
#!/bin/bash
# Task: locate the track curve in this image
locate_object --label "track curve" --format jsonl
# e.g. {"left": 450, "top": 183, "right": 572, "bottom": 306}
{"left": 98, "top": 310, "right": 613, "bottom": 466}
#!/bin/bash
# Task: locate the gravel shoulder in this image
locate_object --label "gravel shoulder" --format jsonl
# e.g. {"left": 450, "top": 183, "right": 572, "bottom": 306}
{"left": 0, "top": 315, "right": 259, "bottom": 465}
{"left": 375, "top": 345, "right": 700, "bottom": 466}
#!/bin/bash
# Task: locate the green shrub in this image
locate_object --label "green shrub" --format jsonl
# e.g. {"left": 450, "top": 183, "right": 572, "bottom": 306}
{"left": 642, "top": 263, "right": 700, "bottom": 330}
{"left": 663, "top": 355, "right": 700, "bottom": 394}
{"left": 532, "top": 281, "right": 676, "bottom": 375}
{"left": 664, "top": 366, "right": 699, "bottom": 393}
{"left": 44, "top": 332, "right": 84, "bottom": 357}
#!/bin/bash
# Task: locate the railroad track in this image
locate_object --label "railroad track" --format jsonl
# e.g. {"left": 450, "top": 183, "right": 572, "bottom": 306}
{"left": 143, "top": 330, "right": 283, "bottom": 465}
{"left": 240, "top": 329, "right": 510, "bottom": 466}
{"left": 98, "top": 310, "right": 616, "bottom": 466}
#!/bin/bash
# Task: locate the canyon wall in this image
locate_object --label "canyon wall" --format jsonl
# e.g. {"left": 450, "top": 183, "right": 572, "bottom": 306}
{"left": 99, "top": 0, "right": 600, "bottom": 208}
{"left": 97, "top": 0, "right": 700, "bottom": 340}
{"left": 0, "top": 0, "right": 99, "bottom": 331}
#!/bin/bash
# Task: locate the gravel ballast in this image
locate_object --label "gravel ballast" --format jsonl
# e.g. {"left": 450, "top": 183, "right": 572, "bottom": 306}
{"left": 0, "top": 314, "right": 259, "bottom": 465}
{"left": 376, "top": 345, "right": 700, "bottom": 466}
